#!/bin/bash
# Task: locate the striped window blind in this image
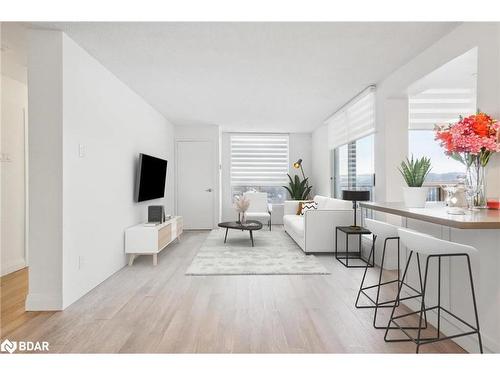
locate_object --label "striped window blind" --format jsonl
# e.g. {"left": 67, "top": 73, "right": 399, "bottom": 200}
{"left": 230, "top": 134, "right": 289, "bottom": 187}
{"left": 327, "top": 86, "right": 376, "bottom": 149}
{"left": 408, "top": 88, "right": 476, "bottom": 130}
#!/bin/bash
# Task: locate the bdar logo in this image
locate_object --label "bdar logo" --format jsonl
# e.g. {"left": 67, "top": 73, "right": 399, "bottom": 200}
{"left": 1, "top": 339, "right": 17, "bottom": 354}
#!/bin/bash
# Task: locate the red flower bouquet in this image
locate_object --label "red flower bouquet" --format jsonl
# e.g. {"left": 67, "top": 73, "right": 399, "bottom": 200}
{"left": 435, "top": 112, "right": 500, "bottom": 165}
{"left": 435, "top": 112, "right": 500, "bottom": 207}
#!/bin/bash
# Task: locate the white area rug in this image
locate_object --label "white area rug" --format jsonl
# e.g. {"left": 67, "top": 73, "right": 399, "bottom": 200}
{"left": 185, "top": 229, "right": 330, "bottom": 275}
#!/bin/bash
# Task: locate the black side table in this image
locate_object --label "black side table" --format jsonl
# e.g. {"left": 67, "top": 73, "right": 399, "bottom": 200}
{"left": 335, "top": 226, "right": 374, "bottom": 268}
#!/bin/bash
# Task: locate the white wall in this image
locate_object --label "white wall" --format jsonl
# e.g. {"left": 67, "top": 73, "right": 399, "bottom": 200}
{"left": 27, "top": 30, "right": 64, "bottom": 309}
{"left": 1, "top": 22, "right": 29, "bottom": 276}
{"left": 220, "top": 132, "right": 312, "bottom": 223}
{"left": 1, "top": 75, "right": 27, "bottom": 276}
{"left": 27, "top": 30, "right": 175, "bottom": 310}
{"left": 174, "top": 124, "right": 220, "bottom": 228}
{"left": 311, "top": 124, "right": 330, "bottom": 197}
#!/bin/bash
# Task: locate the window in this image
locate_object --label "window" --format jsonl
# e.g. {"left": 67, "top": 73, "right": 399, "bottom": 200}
{"left": 230, "top": 134, "right": 289, "bottom": 204}
{"left": 408, "top": 88, "right": 474, "bottom": 183}
{"left": 408, "top": 130, "right": 465, "bottom": 183}
{"left": 327, "top": 86, "right": 376, "bottom": 200}
{"left": 327, "top": 86, "right": 376, "bottom": 150}
{"left": 333, "top": 134, "right": 375, "bottom": 199}
{"left": 408, "top": 88, "right": 475, "bottom": 199}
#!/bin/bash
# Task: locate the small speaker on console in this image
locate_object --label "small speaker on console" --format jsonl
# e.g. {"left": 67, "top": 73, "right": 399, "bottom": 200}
{"left": 148, "top": 205, "right": 165, "bottom": 223}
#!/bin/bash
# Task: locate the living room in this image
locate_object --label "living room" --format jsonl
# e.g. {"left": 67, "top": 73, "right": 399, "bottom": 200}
{"left": 1, "top": 1, "right": 500, "bottom": 372}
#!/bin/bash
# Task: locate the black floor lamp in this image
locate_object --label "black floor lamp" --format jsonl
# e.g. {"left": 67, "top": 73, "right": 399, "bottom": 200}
{"left": 293, "top": 159, "right": 311, "bottom": 197}
{"left": 342, "top": 190, "right": 370, "bottom": 228}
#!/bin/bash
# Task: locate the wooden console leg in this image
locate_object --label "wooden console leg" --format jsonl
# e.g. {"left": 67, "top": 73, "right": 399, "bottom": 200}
{"left": 128, "top": 254, "right": 135, "bottom": 266}
{"left": 153, "top": 253, "right": 158, "bottom": 266}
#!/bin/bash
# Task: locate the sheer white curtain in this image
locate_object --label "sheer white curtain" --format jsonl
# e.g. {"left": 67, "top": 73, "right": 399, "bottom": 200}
{"left": 408, "top": 88, "right": 476, "bottom": 130}
{"left": 326, "top": 86, "right": 376, "bottom": 149}
{"left": 230, "top": 134, "right": 289, "bottom": 187}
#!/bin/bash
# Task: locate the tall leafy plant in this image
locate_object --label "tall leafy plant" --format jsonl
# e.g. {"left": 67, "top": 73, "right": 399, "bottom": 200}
{"left": 398, "top": 155, "right": 432, "bottom": 187}
{"left": 283, "top": 174, "right": 312, "bottom": 200}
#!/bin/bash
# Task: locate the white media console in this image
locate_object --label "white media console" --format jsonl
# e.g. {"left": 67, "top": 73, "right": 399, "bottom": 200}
{"left": 125, "top": 216, "right": 183, "bottom": 266}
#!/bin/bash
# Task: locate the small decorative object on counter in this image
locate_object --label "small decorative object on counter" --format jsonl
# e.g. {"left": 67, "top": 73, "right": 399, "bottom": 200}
{"left": 441, "top": 184, "right": 459, "bottom": 207}
{"left": 435, "top": 112, "right": 500, "bottom": 208}
{"left": 233, "top": 195, "right": 250, "bottom": 223}
{"left": 487, "top": 200, "right": 500, "bottom": 210}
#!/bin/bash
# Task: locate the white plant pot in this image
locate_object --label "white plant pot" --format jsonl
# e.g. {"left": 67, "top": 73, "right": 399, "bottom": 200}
{"left": 403, "top": 187, "right": 429, "bottom": 208}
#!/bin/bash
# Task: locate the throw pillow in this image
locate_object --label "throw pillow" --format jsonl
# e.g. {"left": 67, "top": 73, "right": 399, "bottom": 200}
{"left": 296, "top": 201, "right": 313, "bottom": 215}
{"left": 300, "top": 201, "right": 318, "bottom": 215}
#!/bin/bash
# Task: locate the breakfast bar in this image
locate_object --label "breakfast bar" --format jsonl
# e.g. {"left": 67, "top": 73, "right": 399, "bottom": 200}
{"left": 360, "top": 202, "right": 500, "bottom": 353}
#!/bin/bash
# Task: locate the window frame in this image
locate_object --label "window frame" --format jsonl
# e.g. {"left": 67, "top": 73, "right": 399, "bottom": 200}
{"left": 229, "top": 133, "right": 289, "bottom": 204}
{"left": 332, "top": 133, "right": 375, "bottom": 200}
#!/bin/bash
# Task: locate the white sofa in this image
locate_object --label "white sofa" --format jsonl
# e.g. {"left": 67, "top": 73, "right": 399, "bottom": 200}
{"left": 283, "top": 195, "right": 354, "bottom": 254}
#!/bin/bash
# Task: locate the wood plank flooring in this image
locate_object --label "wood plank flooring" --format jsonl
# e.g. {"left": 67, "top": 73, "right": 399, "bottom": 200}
{"left": 2, "top": 229, "right": 465, "bottom": 353}
{"left": 0, "top": 267, "right": 54, "bottom": 338}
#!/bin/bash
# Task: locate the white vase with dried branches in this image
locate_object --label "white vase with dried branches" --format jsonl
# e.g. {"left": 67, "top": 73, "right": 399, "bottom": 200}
{"left": 233, "top": 195, "right": 250, "bottom": 224}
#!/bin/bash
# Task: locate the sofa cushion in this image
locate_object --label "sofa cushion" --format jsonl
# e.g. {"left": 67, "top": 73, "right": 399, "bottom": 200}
{"left": 283, "top": 214, "right": 305, "bottom": 237}
{"left": 313, "top": 195, "right": 329, "bottom": 210}
{"left": 297, "top": 200, "right": 314, "bottom": 215}
{"left": 300, "top": 201, "right": 318, "bottom": 215}
{"left": 313, "top": 195, "right": 353, "bottom": 210}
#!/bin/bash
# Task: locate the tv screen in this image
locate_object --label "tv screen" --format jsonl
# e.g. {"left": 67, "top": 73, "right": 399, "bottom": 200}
{"left": 135, "top": 153, "right": 168, "bottom": 202}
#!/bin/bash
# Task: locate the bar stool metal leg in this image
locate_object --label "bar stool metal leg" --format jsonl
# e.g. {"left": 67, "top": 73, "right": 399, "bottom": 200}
{"left": 466, "top": 254, "right": 483, "bottom": 353}
{"left": 355, "top": 234, "right": 377, "bottom": 307}
{"left": 391, "top": 228, "right": 483, "bottom": 353}
{"left": 388, "top": 253, "right": 483, "bottom": 353}
{"left": 372, "top": 236, "right": 399, "bottom": 328}
{"left": 356, "top": 238, "right": 427, "bottom": 330}
{"left": 383, "top": 251, "right": 430, "bottom": 341}
{"left": 415, "top": 255, "right": 430, "bottom": 353}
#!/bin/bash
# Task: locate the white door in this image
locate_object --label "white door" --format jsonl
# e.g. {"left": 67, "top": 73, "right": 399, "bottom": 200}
{"left": 176, "top": 140, "right": 215, "bottom": 229}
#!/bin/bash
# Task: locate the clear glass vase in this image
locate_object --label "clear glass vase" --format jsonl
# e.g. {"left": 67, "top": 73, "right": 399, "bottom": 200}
{"left": 238, "top": 212, "right": 246, "bottom": 224}
{"left": 465, "top": 160, "right": 486, "bottom": 208}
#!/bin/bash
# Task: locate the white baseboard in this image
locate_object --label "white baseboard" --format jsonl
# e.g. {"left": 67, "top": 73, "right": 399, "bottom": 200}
{"left": 25, "top": 293, "right": 62, "bottom": 311}
{"left": 1, "top": 258, "right": 26, "bottom": 276}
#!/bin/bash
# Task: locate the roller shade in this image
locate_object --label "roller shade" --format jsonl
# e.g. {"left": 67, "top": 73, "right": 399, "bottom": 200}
{"left": 230, "top": 134, "right": 289, "bottom": 186}
{"left": 408, "top": 88, "right": 476, "bottom": 130}
{"left": 327, "top": 86, "right": 376, "bottom": 149}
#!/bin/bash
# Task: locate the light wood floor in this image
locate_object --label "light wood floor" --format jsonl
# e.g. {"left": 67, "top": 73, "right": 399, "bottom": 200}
{"left": 2, "top": 229, "right": 465, "bottom": 353}
{"left": 0, "top": 268, "right": 54, "bottom": 338}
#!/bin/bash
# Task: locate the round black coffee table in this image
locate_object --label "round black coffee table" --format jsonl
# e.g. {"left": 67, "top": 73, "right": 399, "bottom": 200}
{"left": 218, "top": 220, "right": 263, "bottom": 247}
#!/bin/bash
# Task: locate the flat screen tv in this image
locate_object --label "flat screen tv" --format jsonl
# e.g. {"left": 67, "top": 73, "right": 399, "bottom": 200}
{"left": 135, "top": 153, "right": 168, "bottom": 202}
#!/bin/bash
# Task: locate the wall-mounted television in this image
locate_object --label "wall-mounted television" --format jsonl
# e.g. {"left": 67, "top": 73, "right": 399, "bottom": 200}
{"left": 134, "top": 153, "right": 168, "bottom": 202}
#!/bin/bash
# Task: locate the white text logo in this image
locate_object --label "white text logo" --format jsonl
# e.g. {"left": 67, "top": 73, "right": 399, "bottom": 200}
{"left": 0, "top": 339, "right": 49, "bottom": 353}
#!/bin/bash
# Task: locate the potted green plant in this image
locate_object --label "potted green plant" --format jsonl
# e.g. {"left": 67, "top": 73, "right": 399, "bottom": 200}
{"left": 283, "top": 174, "right": 312, "bottom": 200}
{"left": 398, "top": 155, "right": 432, "bottom": 208}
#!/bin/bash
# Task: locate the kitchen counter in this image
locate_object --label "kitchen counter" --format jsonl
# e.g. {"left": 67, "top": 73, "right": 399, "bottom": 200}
{"left": 359, "top": 201, "right": 500, "bottom": 229}
{"left": 359, "top": 201, "right": 500, "bottom": 353}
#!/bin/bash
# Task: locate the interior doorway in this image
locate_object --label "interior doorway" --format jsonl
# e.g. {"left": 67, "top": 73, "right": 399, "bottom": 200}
{"left": 1, "top": 22, "right": 30, "bottom": 336}
{"left": 175, "top": 140, "right": 216, "bottom": 229}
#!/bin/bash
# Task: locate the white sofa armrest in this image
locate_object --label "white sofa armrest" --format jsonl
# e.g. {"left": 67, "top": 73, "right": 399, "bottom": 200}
{"left": 303, "top": 209, "right": 354, "bottom": 253}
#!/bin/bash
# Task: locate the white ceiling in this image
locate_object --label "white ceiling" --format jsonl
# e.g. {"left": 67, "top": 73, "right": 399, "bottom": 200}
{"left": 408, "top": 47, "right": 478, "bottom": 95}
{"left": 32, "top": 22, "right": 459, "bottom": 132}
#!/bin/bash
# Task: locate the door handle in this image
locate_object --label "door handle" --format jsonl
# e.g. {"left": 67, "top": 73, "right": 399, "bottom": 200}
{"left": 205, "top": 188, "right": 213, "bottom": 192}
